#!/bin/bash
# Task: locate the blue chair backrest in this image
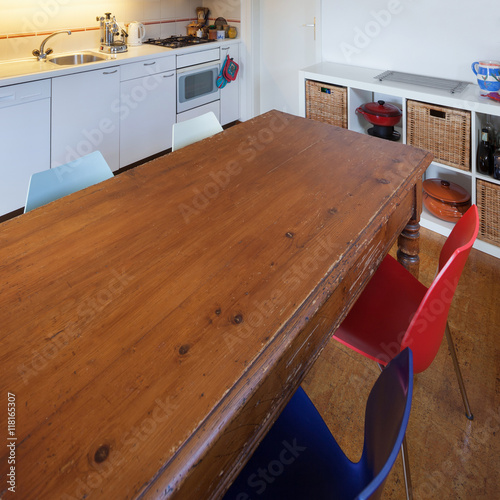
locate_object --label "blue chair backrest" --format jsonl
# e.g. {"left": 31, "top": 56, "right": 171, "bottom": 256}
{"left": 222, "top": 349, "right": 413, "bottom": 500}
{"left": 24, "top": 151, "right": 113, "bottom": 213}
{"left": 357, "top": 347, "right": 413, "bottom": 499}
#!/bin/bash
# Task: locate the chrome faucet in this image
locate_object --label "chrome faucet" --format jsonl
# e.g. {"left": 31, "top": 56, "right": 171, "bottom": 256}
{"left": 33, "top": 30, "right": 72, "bottom": 61}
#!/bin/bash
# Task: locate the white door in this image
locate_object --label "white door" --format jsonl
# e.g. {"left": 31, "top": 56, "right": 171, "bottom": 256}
{"left": 245, "top": 0, "right": 321, "bottom": 117}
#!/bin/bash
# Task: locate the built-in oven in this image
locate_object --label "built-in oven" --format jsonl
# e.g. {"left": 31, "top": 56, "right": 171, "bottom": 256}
{"left": 176, "top": 48, "right": 221, "bottom": 118}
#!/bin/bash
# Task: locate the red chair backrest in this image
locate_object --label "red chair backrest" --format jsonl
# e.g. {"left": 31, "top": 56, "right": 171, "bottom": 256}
{"left": 401, "top": 205, "right": 479, "bottom": 373}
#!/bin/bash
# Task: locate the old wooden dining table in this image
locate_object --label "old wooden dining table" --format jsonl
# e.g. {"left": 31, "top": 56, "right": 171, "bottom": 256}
{"left": 0, "top": 110, "right": 432, "bottom": 499}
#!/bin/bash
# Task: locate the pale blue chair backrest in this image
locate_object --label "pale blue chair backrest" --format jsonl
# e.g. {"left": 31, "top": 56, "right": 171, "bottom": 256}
{"left": 24, "top": 151, "right": 113, "bottom": 213}
{"left": 172, "top": 111, "right": 223, "bottom": 152}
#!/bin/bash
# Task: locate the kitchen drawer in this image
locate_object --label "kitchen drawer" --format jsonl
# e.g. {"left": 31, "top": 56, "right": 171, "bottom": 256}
{"left": 0, "top": 79, "right": 51, "bottom": 109}
{"left": 177, "top": 100, "right": 220, "bottom": 123}
{"left": 177, "top": 48, "right": 220, "bottom": 69}
{"left": 120, "top": 56, "right": 175, "bottom": 81}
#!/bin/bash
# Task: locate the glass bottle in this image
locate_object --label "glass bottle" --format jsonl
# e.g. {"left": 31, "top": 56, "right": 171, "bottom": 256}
{"left": 483, "top": 117, "right": 497, "bottom": 150}
{"left": 477, "top": 128, "right": 494, "bottom": 176}
{"left": 494, "top": 149, "right": 500, "bottom": 180}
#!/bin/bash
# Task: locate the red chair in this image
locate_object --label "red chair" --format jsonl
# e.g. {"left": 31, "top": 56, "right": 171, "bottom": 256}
{"left": 333, "top": 204, "right": 479, "bottom": 498}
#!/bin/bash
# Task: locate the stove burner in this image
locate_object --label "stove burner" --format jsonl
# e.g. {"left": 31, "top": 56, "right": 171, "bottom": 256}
{"left": 144, "top": 35, "right": 216, "bottom": 49}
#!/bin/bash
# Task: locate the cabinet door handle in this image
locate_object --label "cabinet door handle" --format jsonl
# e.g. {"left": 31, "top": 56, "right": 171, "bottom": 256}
{"left": 144, "top": 61, "right": 156, "bottom": 66}
{"left": 21, "top": 93, "right": 42, "bottom": 100}
{"left": 222, "top": 47, "right": 230, "bottom": 50}
{"left": 103, "top": 69, "right": 118, "bottom": 75}
{"left": 163, "top": 73, "right": 174, "bottom": 78}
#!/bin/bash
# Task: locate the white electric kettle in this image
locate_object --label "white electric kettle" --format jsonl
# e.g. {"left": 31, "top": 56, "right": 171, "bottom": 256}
{"left": 128, "top": 21, "right": 146, "bottom": 46}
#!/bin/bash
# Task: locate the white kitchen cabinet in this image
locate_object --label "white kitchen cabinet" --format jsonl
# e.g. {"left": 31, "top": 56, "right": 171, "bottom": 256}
{"left": 220, "top": 44, "right": 240, "bottom": 126}
{"left": 299, "top": 62, "right": 500, "bottom": 259}
{"left": 119, "top": 57, "right": 176, "bottom": 167}
{"left": 0, "top": 80, "right": 51, "bottom": 216}
{"left": 51, "top": 66, "right": 121, "bottom": 171}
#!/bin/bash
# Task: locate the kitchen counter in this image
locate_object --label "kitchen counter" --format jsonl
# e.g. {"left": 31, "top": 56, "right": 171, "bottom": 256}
{"left": 0, "top": 38, "right": 240, "bottom": 87}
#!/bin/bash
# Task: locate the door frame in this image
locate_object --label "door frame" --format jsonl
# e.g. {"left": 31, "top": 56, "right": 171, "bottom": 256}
{"left": 240, "top": 0, "right": 322, "bottom": 121}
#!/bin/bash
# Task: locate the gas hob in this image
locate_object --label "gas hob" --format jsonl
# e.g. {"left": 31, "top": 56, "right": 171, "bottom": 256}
{"left": 144, "top": 35, "right": 216, "bottom": 49}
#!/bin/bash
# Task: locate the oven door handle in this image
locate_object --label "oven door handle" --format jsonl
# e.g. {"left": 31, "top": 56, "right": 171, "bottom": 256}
{"left": 177, "top": 60, "right": 221, "bottom": 74}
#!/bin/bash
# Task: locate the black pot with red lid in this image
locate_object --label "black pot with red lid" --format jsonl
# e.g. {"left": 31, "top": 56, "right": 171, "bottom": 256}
{"left": 356, "top": 100, "right": 402, "bottom": 141}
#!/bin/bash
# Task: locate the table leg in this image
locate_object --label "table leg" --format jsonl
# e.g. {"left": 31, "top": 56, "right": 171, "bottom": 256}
{"left": 397, "top": 219, "right": 420, "bottom": 278}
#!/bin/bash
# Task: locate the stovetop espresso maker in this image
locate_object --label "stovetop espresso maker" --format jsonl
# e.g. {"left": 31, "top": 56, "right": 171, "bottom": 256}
{"left": 97, "top": 12, "right": 128, "bottom": 54}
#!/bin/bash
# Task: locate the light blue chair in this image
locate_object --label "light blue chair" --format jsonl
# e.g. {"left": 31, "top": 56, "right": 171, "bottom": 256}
{"left": 172, "top": 111, "right": 223, "bottom": 152}
{"left": 223, "top": 348, "right": 413, "bottom": 500}
{"left": 24, "top": 151, "right": 113, "bottom": 213}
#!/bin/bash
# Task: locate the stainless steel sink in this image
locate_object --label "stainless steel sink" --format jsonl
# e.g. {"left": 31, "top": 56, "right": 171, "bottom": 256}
{"left": 47, "top": 52, "right": 107, "bottom": 66}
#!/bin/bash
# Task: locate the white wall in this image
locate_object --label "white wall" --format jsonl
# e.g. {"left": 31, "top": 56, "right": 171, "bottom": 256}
{"left": 322, "top": 0, "right": 500, "bottom": 83}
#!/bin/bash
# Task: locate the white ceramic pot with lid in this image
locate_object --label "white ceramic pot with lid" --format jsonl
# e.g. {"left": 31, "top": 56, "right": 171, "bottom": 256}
{"left": 128, "top": 21, "right": 146, "bottom": 46}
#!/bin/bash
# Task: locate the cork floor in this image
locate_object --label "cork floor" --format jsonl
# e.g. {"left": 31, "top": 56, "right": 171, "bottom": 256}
{"left": 301, "top": 227, "right": 500, "bottom": 499}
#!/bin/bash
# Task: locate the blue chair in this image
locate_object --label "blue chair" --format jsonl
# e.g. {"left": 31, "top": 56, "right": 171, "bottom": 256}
{"left": 24, "top": 151, "right": 113, "bottom": 213}
{"left": 223, "top": 348, "right": 413, "bottom": 500}
{"left": 172, "top": 111, "right": 223, "bottom": 152}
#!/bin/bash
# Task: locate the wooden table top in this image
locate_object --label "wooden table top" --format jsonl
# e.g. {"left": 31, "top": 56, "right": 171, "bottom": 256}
{"left": 0, "top": 111, "right": 432, "bottom": 499}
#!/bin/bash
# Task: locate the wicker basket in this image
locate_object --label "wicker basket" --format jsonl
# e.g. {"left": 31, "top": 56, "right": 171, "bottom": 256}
{"left": 305, "top": 80, "right": 347, "bottom": 129}
{"left": 476, "top": 180, "right": 500, "bottom": 246}
{"left": 407, "top": 100, "right": 471, "bottom": 171}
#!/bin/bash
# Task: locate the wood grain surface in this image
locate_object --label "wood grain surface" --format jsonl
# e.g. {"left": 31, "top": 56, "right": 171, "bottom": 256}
{"left": 0, "top": 111, "right": 432, "bottom": 499}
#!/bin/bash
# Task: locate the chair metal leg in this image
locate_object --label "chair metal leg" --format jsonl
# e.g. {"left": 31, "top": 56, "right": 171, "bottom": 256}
{"left": 379, "top": 362, "right": 413, "bottom": 499}
{"left": 445, "top": 322, "right": 474, "bottom": 420}
{"left": 401, "top": 436, "right": 413, "bottom": 500}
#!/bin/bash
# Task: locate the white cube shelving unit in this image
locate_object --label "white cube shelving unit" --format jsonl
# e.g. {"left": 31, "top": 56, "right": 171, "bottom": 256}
{"left": 299, "top": 62, "right": 500, "bottom": 259}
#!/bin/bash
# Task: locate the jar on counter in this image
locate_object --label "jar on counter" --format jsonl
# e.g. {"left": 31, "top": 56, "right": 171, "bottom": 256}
{"left": 208, "top": 26, "right": 217, "bottom": 40}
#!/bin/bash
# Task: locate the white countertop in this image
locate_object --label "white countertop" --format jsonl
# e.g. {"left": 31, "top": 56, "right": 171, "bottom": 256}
{"left": 0, "top": 39, "right": 240, "bottom": 87}
{"left": 300, "top": 61, "right": 500, "bottom": 116}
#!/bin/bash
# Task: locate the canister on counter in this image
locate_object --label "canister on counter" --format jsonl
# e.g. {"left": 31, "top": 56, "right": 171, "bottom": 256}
{"left": 208, "top": 26, "right": 217, "bottom": 40}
